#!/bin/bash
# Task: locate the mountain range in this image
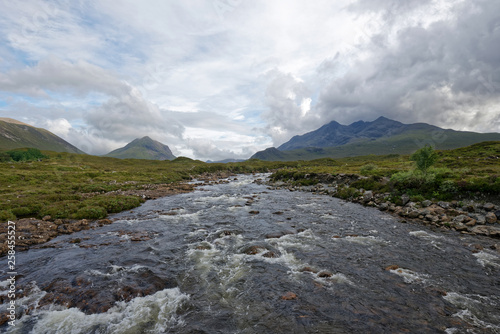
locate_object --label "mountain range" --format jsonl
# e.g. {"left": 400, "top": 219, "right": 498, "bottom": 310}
{"left": 0, "top": 118, "right": 85, "bottom": 154}
{"left": 104, "top": 136, "right": 176, "bottom": 160}
{"left": 251, "top": 116, "right": 500, "bottom": 161}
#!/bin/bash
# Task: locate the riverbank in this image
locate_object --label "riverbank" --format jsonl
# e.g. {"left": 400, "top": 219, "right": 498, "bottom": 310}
{"left": 266, "top": 173, "right": 500, "bottom": 241}
{"left": 0, "top": 171, "right": 237, "bottom": 257}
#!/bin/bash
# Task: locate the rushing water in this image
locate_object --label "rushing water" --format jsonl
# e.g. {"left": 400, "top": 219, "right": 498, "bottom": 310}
{"left": 2, "top": 174, "right": 500, "bottom": 333}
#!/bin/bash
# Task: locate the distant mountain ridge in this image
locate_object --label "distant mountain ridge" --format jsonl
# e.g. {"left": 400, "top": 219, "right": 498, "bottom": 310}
{"left": 252, "top": 117, "right": 500, "bottom": 161}
{"left": 0, "top": 118, "right": 85, "bottom": 154}
{"left": 104, "top": 136, "right": 176, "bottom": 160}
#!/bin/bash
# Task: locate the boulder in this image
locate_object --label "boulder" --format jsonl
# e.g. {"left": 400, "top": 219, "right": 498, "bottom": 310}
{"left": 495, "top": 210, "right": 500, "bottom": 220}
{"left": 363, "top": 191, "right": 373, "bottom": 202}
{"left": 421, "top": 200, "right": 432, "bottom": 207}
{"left": 483, "top": 203, "right": 496, "bottom": 211}
{"left": 485, "top": 212, "right": 498, "bottom": 224}
{"left": 471, "top": 225, "right": 500, "bottom": 237}
{"left": 401, "top": 194, "right": 410, "bottom": 206}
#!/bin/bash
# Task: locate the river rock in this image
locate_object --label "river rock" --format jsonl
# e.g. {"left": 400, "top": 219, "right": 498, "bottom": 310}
{"left": 483, "top": 203, "right": 496, "bottom": 211}
{"left": 438, "top": 201, "right": 450, "bottom": 209}
{"left": 378, "top": 203, "right": 389, "bottom": 211}
{"left": 401, "top": 194, "right": 410, "bottom": 206}
{"left": 363, "top": 191, "right": 373, "bottom": 202}
{"left": 317, "top": 271, "right": 333, "bottom": 278}
{"left": 485, "top": 212, "right": 498, "bottom": 224}
{"left": 421, "top": 200, "right": 432, "bottom": 207}
{"left": 470, "top": 225, "right": 500, "bottom": 237}
{"left": 495, "top": 210, "right": 500, "bottom": 220}
{"left": 281, "top": 292, "right": 297, "bottom": 300}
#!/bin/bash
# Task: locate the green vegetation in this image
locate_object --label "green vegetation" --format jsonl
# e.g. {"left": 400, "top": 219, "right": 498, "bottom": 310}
{"left": 269, "top": 141, "right": 500, "bottom": 202}
{"left": 410, "top": 145, "right": 438, "bottom": 174}
{"left": 0, "top": 119, "right": 84, "bottom": 153}
{"left": 1, "top": 141, "right": 499, "bottom": 223}
{"left": 5, "top": 148, "right": 48, "bottom": 162}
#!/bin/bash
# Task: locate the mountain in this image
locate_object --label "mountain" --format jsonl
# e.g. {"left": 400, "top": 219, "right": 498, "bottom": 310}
{"left": 0, "top": 118, "right": 85, "bottom": 154}
{"left": 104, "top": 136, "right": 176, "bottom": 160}
{"left": 251, "top": 116, "right": 500, "bottom": 161}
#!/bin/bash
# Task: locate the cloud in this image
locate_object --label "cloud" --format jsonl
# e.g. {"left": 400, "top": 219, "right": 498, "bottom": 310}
{"left": 314, "top": 0, "right": 500, "bottom": 132}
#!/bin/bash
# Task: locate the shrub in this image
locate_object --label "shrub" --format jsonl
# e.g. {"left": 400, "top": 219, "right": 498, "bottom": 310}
{"left": 336, "top": 186, "right": 360, "bottom": 200}
{"left": 7, "top": 148, "right": 48, "bottom": 162}
{"left": 410, "top": 145, "right": 438, "bottom": 174}
{"left": 74, "top": 206, "right": 107, "bottom": 220}
{"left": 0, "top": 209, "right": 16, "bottom": 222}
{"left": 440, "top": 180, "right": 458, "bottom": 194}
{"left": 360, "top": 164, "right": 378, "bottom": 176}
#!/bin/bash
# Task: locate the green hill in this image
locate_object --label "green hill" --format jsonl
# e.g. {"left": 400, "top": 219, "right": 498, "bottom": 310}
{"left": 252, "top": 117, "right": 500, "bottom": 161}
{"left": 104, "top": 136, "right": 176, "bottom": 160}
{"left": 0, "top": 118, "right": 85, "bottom": 154}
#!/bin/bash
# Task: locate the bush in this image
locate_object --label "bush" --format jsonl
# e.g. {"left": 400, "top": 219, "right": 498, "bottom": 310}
{"left": 337, "top": 186, "right": 360, "bottom": 200}
{"left": 410, "top": 145, "right": 438, "bottom": 174}
{"left": 0, "top": 209, "right": 16, "bottom": 222}
{"left": 74, "top": 206, "right": 107, "bottom": 220}
{"left": 7, "top": 148, "right": 48, "bottom": 162}
{"left": 360, "top": 164, "right": 378, "bottom": 176}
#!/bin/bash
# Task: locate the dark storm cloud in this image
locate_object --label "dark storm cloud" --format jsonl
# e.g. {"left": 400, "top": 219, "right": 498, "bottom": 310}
{"left": 316, "top": 0, "right": 500, "bottom": 132}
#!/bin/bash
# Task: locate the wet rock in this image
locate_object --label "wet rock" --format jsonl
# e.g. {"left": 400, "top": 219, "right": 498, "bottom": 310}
{"left": 272, "top": 211, "right": 284, "bottom": 215}
{"left": 495, "top": 210, "right": 500, "bottom": 220}
{"left": 265, "top": 231, "right": 294, "bottom": 239}
{"left": 248, "top": 210, "right": 260, "bottom": 214}
{"left": 241, "top": 245, "right": 267, "bottom": 255}
{"left": 317, "top": 271, "right": 333, "bottom": 278}
{"left": 281, "top": 292, "right": 297, "bottom": 300}
{"left": 385, "top": 265, "right": 399, "bottom": 271}
{"left": 262, "top": 251, "right": 279, "bottom": 258}
{"left": 300, "top": 267, "right": 318, "bottom": 273}
{"left": 453, "top": 215, "right": 468, "bottom": 224}
{"left": 485, "top": 212, "right": 498, "bottom": 224}
{"left": 363, "top": 191, "right": 373, "bottom": 202}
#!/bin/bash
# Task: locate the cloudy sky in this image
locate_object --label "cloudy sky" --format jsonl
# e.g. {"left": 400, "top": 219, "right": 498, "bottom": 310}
{"left": 0, "top": 0, "right": 499, "bottom": 160}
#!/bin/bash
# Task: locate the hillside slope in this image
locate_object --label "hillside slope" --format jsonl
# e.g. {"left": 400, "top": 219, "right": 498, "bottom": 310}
{"left": 0, "top": 118, "right": 85, "bottom": 154}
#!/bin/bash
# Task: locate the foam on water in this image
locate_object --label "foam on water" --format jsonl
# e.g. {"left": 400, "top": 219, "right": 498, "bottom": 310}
{"left": 10, "top": 287, "right": 189, "bottom": 334}
{"left": 409, "top": 230, "right": 443, "bottom": 239}
{"left": 444, "top": 292, "right": 500, "bottom": 333}
{"left": 389, "top": 268, "right": 430, "bottom": 284}
{"left": 473, "top": 251, "right": 500, "bottom": 268}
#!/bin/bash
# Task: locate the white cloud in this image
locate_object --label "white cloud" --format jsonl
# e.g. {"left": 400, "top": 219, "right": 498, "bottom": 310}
{"left": 1, "top": 0, "right": 499, "bottom": 160}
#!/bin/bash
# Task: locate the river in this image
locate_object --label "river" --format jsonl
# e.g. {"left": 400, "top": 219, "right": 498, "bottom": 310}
{"left": 1, "top": 174, "right": 500, "bottom": 333}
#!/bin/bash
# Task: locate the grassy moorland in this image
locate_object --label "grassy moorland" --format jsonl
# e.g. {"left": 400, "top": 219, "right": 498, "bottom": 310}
{"left": 0, "top": 150, "right": 296, "bottom": 222}
{"left": 269, "top": 141, "right": 500, "bottom": 204}
{"left": 1, "top": 141, "right": 499, "bottom": 223}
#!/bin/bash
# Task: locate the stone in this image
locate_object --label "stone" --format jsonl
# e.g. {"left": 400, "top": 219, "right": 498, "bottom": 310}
{"left": 453, "top": 222, "right": 468, "bottom": 231}
{"left": 465, "top": 219, "right": 477, "bottom": 227}
{"left": 385, "top": 265, "right": 399, "bottom": 271}
{"left": 281, "top": 292, "right": 297, "bottom": 300}
{"left": 401, "top": 194, "right": 410, "bottom": 206}
{"left": 42, "top": 215, "right": 52, "bottom": 221}
{"left": 300, "top": 267, "right": 318, "bottom": 273}
{"left": 317, "top": 271, "right": 333, "bottom": 278}
{"left": 471, "top": 225, "right": 500, "bottom": 237}
{"left": 378, "top": 203, "right": 389, "bottom": 211}
{"left": 438, "top": 201, "right": 450, "bottom": 209}
{"left": 453, "top": 215, "right": 468, "bottom": 223}
{"left": 408, "top": 210, "right": 420, "bottom": 219}
{"left": 421, "top": 200, "right": 432, "bottom": 207}
{"left": 363, "top": 191, "right": 373, "bottom": 202}
{"left": 483, "top": 203, "right": 496, "bottom": 211}
{"left": 495, "top": 210, "right": 500, "bottom": 220}
{"left": 485, "top": 212, "right": 498, "bottom": 224}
